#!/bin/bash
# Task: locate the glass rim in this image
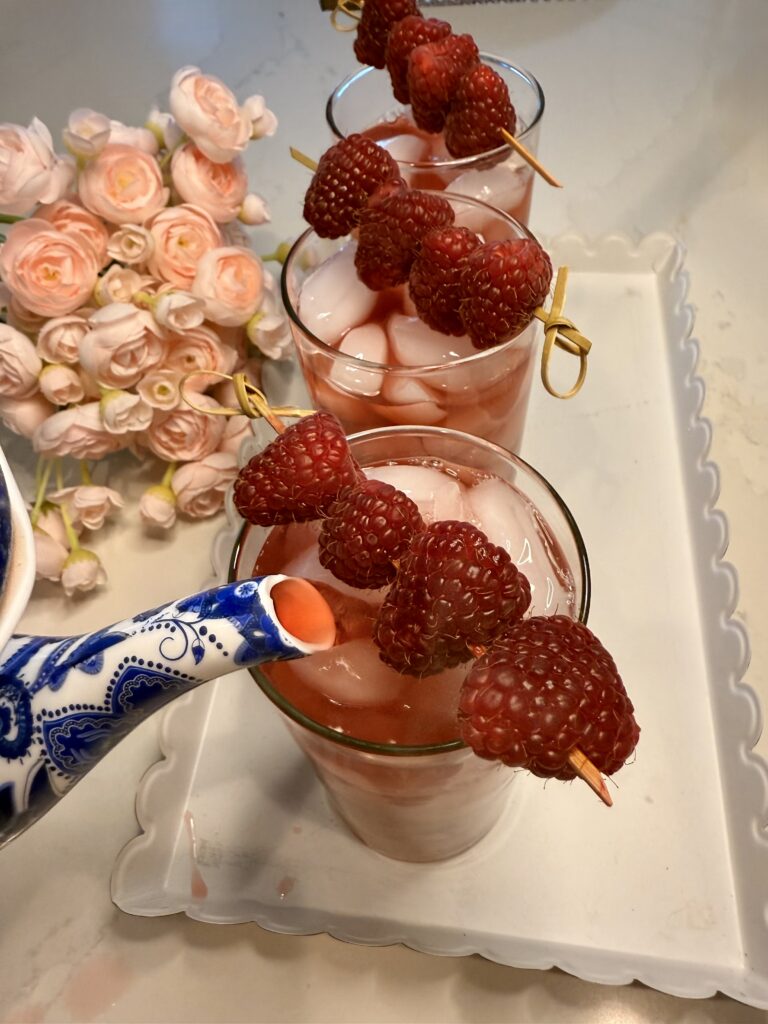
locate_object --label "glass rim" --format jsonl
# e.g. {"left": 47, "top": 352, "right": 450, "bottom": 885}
{"left": 325, "top": 53, "right": 546, "bottom": 169}
{"left": 229, "top": 424, "right": 591, "bottom": 758}
{"left": 280, "top": 190, "right": 541, "bottom": 374}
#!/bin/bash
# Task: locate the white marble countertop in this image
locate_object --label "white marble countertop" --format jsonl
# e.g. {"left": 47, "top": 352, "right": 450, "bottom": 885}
{"left": 1, "top": 1, "right": 766, "bottom": 1021}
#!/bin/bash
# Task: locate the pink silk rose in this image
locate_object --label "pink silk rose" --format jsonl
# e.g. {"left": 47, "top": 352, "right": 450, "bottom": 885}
{"left": 164, "top": 323, "right": 239, "bottom": 384}
{"left": 191, "top": 246, "right": 264, "bottom": 327}
{"left": 0, "top": 119, "right": 73, "bottom": 215}
{"left": 137, "top": 369, "right": 182, "bottom": 411}
{"left": 169, "top": 67, "right": 250, "bottom": 164}
{"left": 33, "top": 402, "right": 124, "bottom": 460}
{"left": 33, "top": 523, "right": 69, "bottom": 582}
{"left": 147, "top": 204, "right": 222, "bottom": 290}
{"left": 153, "top": 291, "right": 205, "bottom": 331}
{"left": 37, "top": 199, "right": 111, "bottom": 268}
{"left": 139, "top": 484, "right": 177, "bottom": 529}
{"left": 0, "top": 323, "right": 42, "bottom": 398}
{"left": 48, "top": 484, "right": 124, "bottom": 531}
{"left": 93, "top": 265, "right": 142, "bottom": 306}
{"left": 145, "top": 393, "right": 225, "bottom": 462}
{"left": 78, "top": 143, "right": 169, "bottom": 225}
{"left": 0, "top": 219, "right": 99, "bottom": 317}
{"left": 172, "top": 451, "right": 238, "bottom": 518}
{"left": 36, "top": 314, "right": 90, "bottom": 364}
{"left": 170, "top": 143, "right": 248, "bottom": 224}
{"left": 38, "top": 364, "right": 85, "bottom": 406}
{"left": 79, "top": 302, "right": 165, "bottom": 389}
{"left": 61, "top": 549, "right": 106, "bottom": 597}
{"left": 0, "top": 394, "right": 55, "bottom": 439}
{"left": 62, "top": 109, "right": 111, "bottom": 160}
{"left": 106, "top": 224, "right": 155, "bottom": 265}
{"left": 243, "top": 96, "right": 278, "bottom": 140}
{"left": 99, "top": 389, "right": 153, "bottom": 434}
{"left": 218, "top": 414, "right": 253, "bottom": 457}
{"left": 107, "top": 120, "right": 159, "bottom": 155}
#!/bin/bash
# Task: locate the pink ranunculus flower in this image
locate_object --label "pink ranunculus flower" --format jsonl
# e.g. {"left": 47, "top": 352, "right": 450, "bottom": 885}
{"left": 5, "top": 295, "right": 48, "bottom": 335}
{"left": 169, "top": 66, "right": 251, "bottom": 164}
{"left": 164, "top": 324, "right": 239, "bottom": 387}
{"left": 145, "top": 393, "right": 225, "bottom": 462}
{"left": 33, "top": 523, "right": 69, "bottom": 582}
{"left": 61, "top": 548, "right": 106, "bottom": 596}
{"left": 108, "top": 120, "right": 158, "bottom": 155}
{"left": 145, "top": 107, "right": 184, "bottom": 151}
{"left": 218, "top": 414, "right": 253, "bottom": 456}
{"left": 246, "top": 273, "right": 292, "bottom": 360}
{"left": 38, "top": 363, "right": 84, "bottom": 406}
{"left": 191, "top": 246, "right": 264, "bottom": 327}
{"left": 93, "top": 265, "right": 143, "bottom": 306}
{"left": 147, "top": 204, "right": 222, "bottom": 290}
{"left": 36, "top": 314, "right": 90, "bottom": 364}
{"left": 0, "top": 119, "right": 71, "bottom": 215}
{"left": 37, "top": 199, "right": 111, "bottom": 268}
{"left": 48, "top": 484, "right": 124, "bottom": 531}
{"left": 78, "top": 143, "right": 169, "bottom": 225}
{"left": 153, "top": 291, "right": 205, "bottom": 331}
{"left": 33, "top": 402, "right": 124, "bottom": 460}
{"left": 172, "top": 451, "right": 238, "bottom": 518}
{"left": 139, "top": 484, "right": 177, "bottom": 529}
{"left": 0, "top": 219, "right": 100, "bottom": 317}
{"left": 36, "top": 506, "right": 74, "bottom": 547}
{"left": 0, "top": 393, "right": 55, "bottom": 439}
{"left": 0, "top": 323, "right": 42, "bottom": 397}
{"left": 243, "top": 95, "right": 278, "bottom": 140}
{"left": 106, "top": 224, "right": 155, "bottom": 265}
{"left": 137, "top": 369, "right": 182, "bottom": 410}
{"left": 238, "top": 193, "right": 270, "bottom": 226}
{"left": 79, "top": 302, "right": 165, "bottom": 389}
{"left": 99, "top": 389, "right": 153, "bottom": 434}
{"left": 170, "top": 143, "right": 248, "bottom": 224}
{"left": 62, "top": 108, "right": 111, "bottom": 160}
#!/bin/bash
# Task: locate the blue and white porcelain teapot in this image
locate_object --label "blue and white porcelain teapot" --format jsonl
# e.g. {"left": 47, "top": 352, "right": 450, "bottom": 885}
{"left": 0, "top": 445, "right": 335, "bottom": 850}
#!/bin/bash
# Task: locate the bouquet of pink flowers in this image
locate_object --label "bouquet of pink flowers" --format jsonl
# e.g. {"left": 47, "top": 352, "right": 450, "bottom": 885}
{"left": 0, "top": 66, "right": 292, "bottom": 595}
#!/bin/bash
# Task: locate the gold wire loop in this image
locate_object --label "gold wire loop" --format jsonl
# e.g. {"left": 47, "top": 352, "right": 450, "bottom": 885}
{"left": 330, "top": 0, "right": 363, "bottom": 30}
{"left": 533, "top": 267, "right": 592, "bottom": 400}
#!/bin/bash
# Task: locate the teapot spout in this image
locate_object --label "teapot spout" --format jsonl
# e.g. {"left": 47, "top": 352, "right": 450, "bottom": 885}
{"left": 0, "top": 575, "right": 335, "bottom": 850}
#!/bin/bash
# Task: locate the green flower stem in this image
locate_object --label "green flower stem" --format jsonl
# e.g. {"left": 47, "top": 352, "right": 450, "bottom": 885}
{"left": 58, "top": 501, "right": 81, "bottom": 553}
{"left": 0, "top": 214, "right": 24, "bottom": 224}
{"left": 30, "top": 459, "right": 54, "bottom": 527}
{"left": 80, "top": 461, "right": 93, "bottom": 485}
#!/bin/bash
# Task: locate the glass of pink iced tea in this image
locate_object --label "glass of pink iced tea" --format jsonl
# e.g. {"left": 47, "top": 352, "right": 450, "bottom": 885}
{"left": 327, "top": 55, "right": 545, "bottom": 226}
{"left": 230, "top": 426, "right": 590, "bottom": 862}
{"left": 281, "top": 192, "right": 544, "bottom": 454}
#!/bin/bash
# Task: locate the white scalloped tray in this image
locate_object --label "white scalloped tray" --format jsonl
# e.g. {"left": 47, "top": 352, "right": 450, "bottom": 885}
{"left": 111, "top": 234, "right": 768, "bottom": 1010}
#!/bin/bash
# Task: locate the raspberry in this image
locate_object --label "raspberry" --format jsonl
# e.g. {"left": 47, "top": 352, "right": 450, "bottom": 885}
{"left": 407, "top": 34, "right": 480, "bottom": 134}
{"left": 355, "top": 187, "right": 455, "bottom": 290}
{"left": 458, "top": 616, "right": 640, "bottom": 778}
{"left": 319, "top": 479, "right": 425, "bottom": 589}
{"left": 459, "top": 238, "right": 552, "bottom": 349}
{"left": 408, "top": 225, "right": 481, "bottom": 335}
{"left": 303, "top": 135, "right": 401, "bottom": 239}
{"left": 354, "top": 0, "right": 420, "bottom": 69}
{"left": 444, "top": 63, "right": 517, "bottom": 159}
{"left": 374, "top": 520, "right": 531, "bottom": 677}
{"left": 385, "top": 16, "right": 452, "bottom": 105}
{"left": 233, "top": 412, "right": 362, "bottom": 526}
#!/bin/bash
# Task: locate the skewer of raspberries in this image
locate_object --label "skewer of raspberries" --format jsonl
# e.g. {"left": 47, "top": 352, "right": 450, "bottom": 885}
{"left": 234, "top": 409, "right": 640, "bottom": 805}
{"left": 301, "top": 134, "right": 553, "bottom": 350}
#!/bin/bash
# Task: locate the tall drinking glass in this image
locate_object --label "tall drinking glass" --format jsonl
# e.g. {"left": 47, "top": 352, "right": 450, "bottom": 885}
{"left": 281, "top": 192, "right": 545, "bottom": 454}
{"left": 327, "top": 55, "right": 545, "bottom": 225}
{"left": 231, "top": 426, "right": 590, "bottom": 861}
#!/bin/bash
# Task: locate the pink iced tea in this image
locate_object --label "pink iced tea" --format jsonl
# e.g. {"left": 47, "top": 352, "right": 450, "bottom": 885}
{"left": 282, "top": 193, "right": 543, "bottom": 454}
{"left": 233, "top": 427, "right": 590, "bottom": 860}
{"left": 327, "top": 55, "right": 545, "bottom": 226}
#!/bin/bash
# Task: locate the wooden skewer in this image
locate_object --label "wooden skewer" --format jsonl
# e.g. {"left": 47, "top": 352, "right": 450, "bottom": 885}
{"left": 500, "top": 128, "right": 562, "bottom": 189}
{"left": 290, "top": 146, "right": 319, "bottom": 173}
